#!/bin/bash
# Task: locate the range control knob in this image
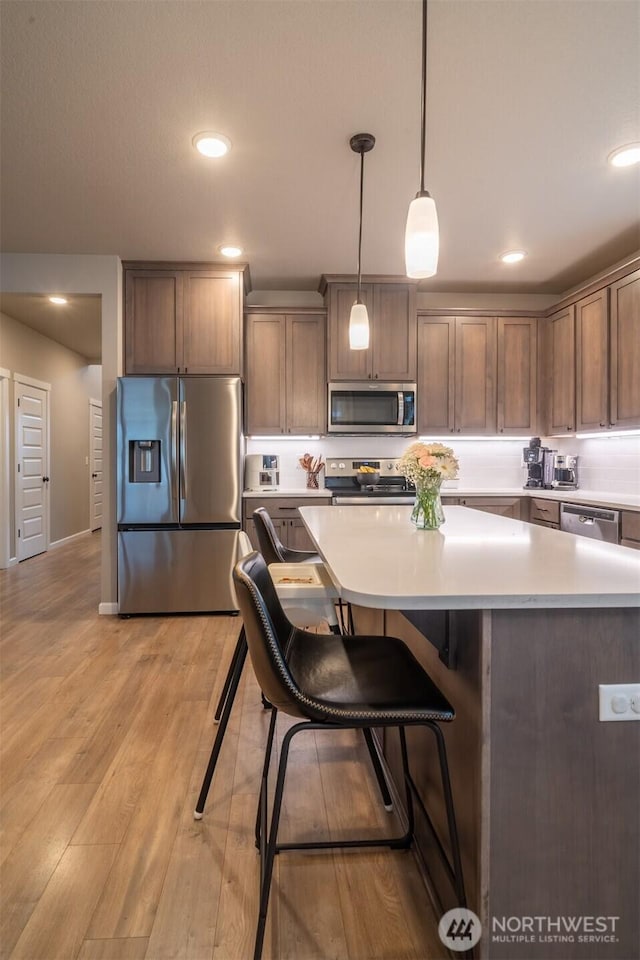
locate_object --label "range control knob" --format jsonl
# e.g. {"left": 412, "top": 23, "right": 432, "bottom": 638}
{"left": 338, "top": 462, "right": 345, "bottom": 469}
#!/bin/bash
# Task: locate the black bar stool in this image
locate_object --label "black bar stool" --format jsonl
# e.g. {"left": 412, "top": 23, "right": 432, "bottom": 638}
{"left": 193, "top": 532, "right": 392, "bottom": 819}
{"left": 233, "top": 551, "right": 467, "bottom": 960}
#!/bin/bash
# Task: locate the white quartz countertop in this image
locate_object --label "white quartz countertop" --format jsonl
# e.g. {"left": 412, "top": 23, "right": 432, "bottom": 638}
{"left": 298, "top": 505, "right": 640, "bottom": 610}
{"left": 244, "top": 488, "right": 640, "bottom": 511}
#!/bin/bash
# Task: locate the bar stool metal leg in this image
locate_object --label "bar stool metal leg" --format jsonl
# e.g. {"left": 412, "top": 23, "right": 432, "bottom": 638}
{"left": 193, "top": 628, "right": 247, "bottom": 820}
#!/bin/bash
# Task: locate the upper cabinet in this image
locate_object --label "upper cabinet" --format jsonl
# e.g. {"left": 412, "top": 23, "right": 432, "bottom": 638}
{"left": 610, "top": 269, "right": 640, "bottom": 429}
{"left": 550, "top": 267, "right": 640, "bottom": 435}
{"left": 124, "top": 262, "right": 248, "bottom": 375}
{"left": 546, "top": 304, "right": 576, "bottom": 435}
{"left": 497, "top": 317, "right": 538, "bottom": 435}
{"left": 245, "top": 311, "right": 326, "bottom": 436}
{"left": 321, "top": 277, "right": 417, "bottom": 381}
{"left": 418, "top": 316, "right": 498, "bottom": 435}
{"left": 575, "top": 289, "right": 609, "bottom": 432}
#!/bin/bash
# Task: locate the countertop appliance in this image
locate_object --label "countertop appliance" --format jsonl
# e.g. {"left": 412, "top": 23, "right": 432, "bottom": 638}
{"left": 522, "top": 437, "right": 555, "bottom": 489}
{"left": 325, "top": 457, "right": 415, "bottom": 504}
{"left": 552, "top": 454, "right": 579, "bottom": 489}
{"left": 245, "top": 454, "right": 279, "bottom": 491}
{"left": 560, "top": 503, "right": 619, "bottom": 543}
{"left": 117, "top": 376, "right": 243, "bottom": 614}
{"left": 327, "top": 382, "right": 416, "bottom": 434}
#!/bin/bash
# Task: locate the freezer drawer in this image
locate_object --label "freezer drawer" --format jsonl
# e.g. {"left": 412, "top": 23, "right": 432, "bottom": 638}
{"left": 118, "top": 529, "right": 240, "bottom": 614}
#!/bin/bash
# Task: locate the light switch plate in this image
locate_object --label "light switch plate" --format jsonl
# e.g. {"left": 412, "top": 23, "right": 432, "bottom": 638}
{"left": 598, "top": 683, "right": 640, "bottom": 722}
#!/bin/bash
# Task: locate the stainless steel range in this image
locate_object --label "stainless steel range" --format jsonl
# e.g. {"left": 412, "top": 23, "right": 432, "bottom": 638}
{"left": 325, "top": 457, "right": 415, "bottom": 504}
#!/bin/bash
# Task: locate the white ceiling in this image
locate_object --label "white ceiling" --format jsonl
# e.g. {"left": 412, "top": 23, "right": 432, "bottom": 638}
{"left": 1, "top": 0, "right": 639, "bottom": 308}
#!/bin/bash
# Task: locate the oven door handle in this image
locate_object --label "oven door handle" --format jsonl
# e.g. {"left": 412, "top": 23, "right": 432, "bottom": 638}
{"left": 397, "top": 392, "right": 404, "bottom": 426}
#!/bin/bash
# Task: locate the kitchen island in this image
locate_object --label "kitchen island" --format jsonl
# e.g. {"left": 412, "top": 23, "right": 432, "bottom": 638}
{"left": 299, "top": 505, "right": 640, "bottom": 960}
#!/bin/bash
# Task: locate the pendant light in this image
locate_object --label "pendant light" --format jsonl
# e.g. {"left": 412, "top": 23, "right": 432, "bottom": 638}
{"left": 405, "top": 0, "right": 439, "bottom": 279}
{"left": 349, "top": 132, "right": 375, "bottom": 350}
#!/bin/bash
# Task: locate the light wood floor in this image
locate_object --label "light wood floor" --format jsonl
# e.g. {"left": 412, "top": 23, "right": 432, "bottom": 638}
{"left": 0, "top": 533, "right": 443, "bottom": 960}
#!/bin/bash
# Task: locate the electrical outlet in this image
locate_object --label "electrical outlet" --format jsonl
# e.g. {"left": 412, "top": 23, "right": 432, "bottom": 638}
{"left": 599, "top": 683, "right": 640, "bottom": 722}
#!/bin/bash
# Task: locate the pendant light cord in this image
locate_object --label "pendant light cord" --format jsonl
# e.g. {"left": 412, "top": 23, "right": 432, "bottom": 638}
{"left": 420, "top": 0, "right": 428, "bottom": 195}
{"left": 357, "top": 149, "right": 364, "bottom": 303}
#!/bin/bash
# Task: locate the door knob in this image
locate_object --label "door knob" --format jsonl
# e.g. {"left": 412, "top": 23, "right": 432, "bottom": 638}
{"left": 92, "top": 472, "right": 98, "bottom": 478}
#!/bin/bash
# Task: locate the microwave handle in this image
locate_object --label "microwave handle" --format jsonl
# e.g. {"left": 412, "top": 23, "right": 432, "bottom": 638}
{"left": 397, "top": 392, "right": 404, "bottom": 426}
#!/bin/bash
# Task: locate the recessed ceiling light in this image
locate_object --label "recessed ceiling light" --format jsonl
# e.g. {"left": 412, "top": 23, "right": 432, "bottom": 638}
{"left": 48, "top": 296, "right": 68, "bottom": 304}
{"left": 608, "top": 143, "right": 640, "bottom": 168}
{"left": 500, "top": 250, "right": 526, "bottom": 264}
{"left": 192, "top": 132, "right": 231, "bottom": 158}
{"left": 218, "top": 244, "right": 243, "bottom": 258}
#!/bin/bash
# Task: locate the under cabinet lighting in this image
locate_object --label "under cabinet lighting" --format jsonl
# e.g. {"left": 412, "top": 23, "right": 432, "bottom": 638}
{"left": 575, "top": 430, "right": 640, "bottom": 439}
{"left": 48, "top": 296, "right": 67, "bottom": 304}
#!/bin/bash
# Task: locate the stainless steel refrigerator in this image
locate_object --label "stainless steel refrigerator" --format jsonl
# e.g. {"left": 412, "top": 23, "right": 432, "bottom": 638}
{"left": 117, "top": 376, "right": 243, "bottom": 614}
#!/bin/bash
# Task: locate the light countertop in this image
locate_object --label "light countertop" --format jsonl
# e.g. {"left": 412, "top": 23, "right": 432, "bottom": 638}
{"left": 244, "top": 487, "right": 640, "bottom": 511}
{"left": 298, "top": 504, "right": 640, "bottom": 611}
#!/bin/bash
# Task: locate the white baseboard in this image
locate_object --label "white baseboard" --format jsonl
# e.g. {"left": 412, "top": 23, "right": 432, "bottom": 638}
{"left": 1, "top": 556, "right": 18, "bottom": 569}
{"left": 50, "top": 529, "right": 91, "bottom": 550}
{"left": 99, "top": 601, "right": 119, "bottom": 616}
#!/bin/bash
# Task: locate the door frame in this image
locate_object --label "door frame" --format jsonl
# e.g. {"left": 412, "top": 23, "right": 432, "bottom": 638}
{"left": 89, "top": 397, "right": 103, "bottom": 531}
{"left": 13, "top": 372, "right": 51, "bottom": 561}
{"left": 0, "top": 368, "right": 11, "bottom": 568}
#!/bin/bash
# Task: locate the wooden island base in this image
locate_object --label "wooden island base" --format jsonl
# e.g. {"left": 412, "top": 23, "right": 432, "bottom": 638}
{"left": 353, "top": 604, "right": 640, "bottom": 960}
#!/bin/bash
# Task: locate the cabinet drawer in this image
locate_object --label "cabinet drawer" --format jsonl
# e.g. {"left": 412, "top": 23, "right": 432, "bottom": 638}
{"left": 529, "top": 498, "right": 560, "bottom": 524}
{"left": 244, "top": 497, "right": 330, "bottom": 521}
{"left": 459, "top": 497, "right": 522, "bottom": 520}
{"left": 621, "top": 537, "right": 640, "bottom": 550}
{"left": 621, "top": 511, "right": 640, "bottom": 542}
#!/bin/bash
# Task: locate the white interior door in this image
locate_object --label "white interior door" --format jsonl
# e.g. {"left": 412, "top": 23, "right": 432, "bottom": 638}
{"left": 89, "top": 398, "right": 103, "bottom": 531}
{"left": 15, "top": 379, "right": 49, "bottom": 561}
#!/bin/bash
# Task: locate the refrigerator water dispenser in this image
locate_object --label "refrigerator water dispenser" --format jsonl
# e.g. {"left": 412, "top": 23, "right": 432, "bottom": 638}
{"left": 130, "top": 440, "right": 161, "bottom": 482}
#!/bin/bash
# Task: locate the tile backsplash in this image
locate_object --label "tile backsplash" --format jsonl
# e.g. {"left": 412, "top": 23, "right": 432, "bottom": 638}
{"left": 245, "top": 433, "right": 640, "bottom": 495}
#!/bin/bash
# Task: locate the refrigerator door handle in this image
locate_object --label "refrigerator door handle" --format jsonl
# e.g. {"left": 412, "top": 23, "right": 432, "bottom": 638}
{"left": 179, "top": 401, "right": 188, "bottom": 500}
{"left": 171, "top": 400, "right": 179, "bottom": 513}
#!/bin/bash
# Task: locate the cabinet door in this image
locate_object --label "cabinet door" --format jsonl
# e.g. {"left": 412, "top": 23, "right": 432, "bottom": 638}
{"left": 417, "top": 317, "right": 455, "bottom": 433}
{"left": 125, "top": 270, "right": 182, "bottom": 374}
{"left": 183, "top": 270, "right": 242, "bottom": 374}
{"left": 575, "top": 290, "right": 609, "bottom": 432}
{"left": 245, "top": 315, "right": 286, "bottom": 435}
{"left": 371, "top": 284, "right": 417, "bottom": 380}
{"left": 286, "top": 519, "right": 318, "bottom": 552}
{"left": 610, "top": 270, "right": 640, "bottom": 429}
{"left": 286, "top": 314, "right": 326, "bottom": 434}
{"left": 244, "top": 517, "right": 285, "bottom": 551}
{"left": 327, "top": 283, "right": 373, "bottom": 380}
{"left": 497, "top": 318, "right": 538, "bottom": 435}
{"left": 547, "top": 305, "right": 576, "bottom": 434}
{"left": 454, "top": 318, "right": 497, "bottom": 434}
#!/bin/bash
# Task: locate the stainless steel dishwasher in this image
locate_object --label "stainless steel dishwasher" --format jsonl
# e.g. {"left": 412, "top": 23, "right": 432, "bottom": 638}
{"left": 560, "top": 503, "right": 620, "bottom": 543}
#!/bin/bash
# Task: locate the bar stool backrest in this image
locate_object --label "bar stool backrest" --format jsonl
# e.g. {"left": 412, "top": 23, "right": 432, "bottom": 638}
{"left": 233, "top": 552, "right": 307, "bottom": 718}
{"left": 252, "top": 508, "right": 287, "bottom": 564}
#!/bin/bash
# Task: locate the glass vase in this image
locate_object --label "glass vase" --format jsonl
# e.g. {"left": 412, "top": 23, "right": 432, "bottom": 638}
{"left": 306, "top": 472, "right": 319, "bottom": 490}
{"left": 411, "top": 478, "right": 445, "bottom": 529}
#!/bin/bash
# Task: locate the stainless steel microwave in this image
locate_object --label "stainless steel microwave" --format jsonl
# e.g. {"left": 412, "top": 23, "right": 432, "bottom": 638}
{"left": 327, "top": 382, "right": 417, "bottom": 434}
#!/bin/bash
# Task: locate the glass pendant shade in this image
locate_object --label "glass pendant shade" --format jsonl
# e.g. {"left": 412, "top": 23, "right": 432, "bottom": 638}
{"left": 349, "top": 301, "right": 370, "bottom": 350}
{"left": 405, "top": 193, "right": 439, "bottom": 279}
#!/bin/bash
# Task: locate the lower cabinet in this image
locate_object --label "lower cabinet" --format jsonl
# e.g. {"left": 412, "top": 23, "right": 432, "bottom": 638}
{"left": 621, "top": 511, "right": 640, "bottom": 550}
{"left": 528, "top": 497, "right": 560, "bottom": 527}
{"left": 243, "top": 497, "right": 331, "bottom": 553}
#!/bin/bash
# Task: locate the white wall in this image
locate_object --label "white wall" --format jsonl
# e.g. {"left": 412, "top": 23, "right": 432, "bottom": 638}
{"left": 0, "top": 253, "right": 122, "bottom": 610}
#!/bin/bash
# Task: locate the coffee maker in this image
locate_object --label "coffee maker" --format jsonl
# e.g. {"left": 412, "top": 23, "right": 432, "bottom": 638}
{"left": 522, "top": 437, "right": 555, "bottom": 489}
{"left": 552, "top": 454, "right": 579, "bottom": 489}
{"left": 245, "top": 454, "right": 280, "bottom": 491}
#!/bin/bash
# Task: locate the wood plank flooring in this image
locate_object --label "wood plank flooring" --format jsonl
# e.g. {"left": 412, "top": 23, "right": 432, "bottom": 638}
{"left": 0, "top": 534, "right": 443, "bottom": 960}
